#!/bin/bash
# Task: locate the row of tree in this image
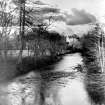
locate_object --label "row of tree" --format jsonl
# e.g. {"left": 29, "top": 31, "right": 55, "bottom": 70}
{"left": 81, "top": 24, "right": 105, "bottom": 105}
{"left": 0, "top": 0, "right": 68, "bottom": 62}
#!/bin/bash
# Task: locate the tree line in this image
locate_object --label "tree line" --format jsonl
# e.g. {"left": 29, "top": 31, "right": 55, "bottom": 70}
{"left": 0, "top": 0, "right": 68, "bottom": 62}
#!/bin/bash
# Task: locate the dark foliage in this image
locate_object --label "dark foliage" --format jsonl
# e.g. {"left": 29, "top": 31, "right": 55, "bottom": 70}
{"left": 16, "top": 55, "right": 62, "bottom": 76}
{"left": 85, "top": 74, "right": 105, "bottom": 104}
{"left": 23, "top": 29, "right": 67, "bottom": 57}
{"left": 25, "top": 29, "right": 63, "bottom": 42}
{"left": 81, "top": 25, "right": 105, "bottom": 104}
{"left": 66, "top": 46, "right": 82, "bottom": 54}
{"left": 41, "top": 31, "right": 62, "bottom": 41}
{"left": 81, "top": 32, "right": 100, "bottom": 73}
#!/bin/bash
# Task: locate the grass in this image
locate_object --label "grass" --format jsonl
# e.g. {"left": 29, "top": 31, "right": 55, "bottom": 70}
{"left": 16, "top": 55, "right": 63, "bottom": 76}
{"left": 0, "top": 52, "right": 63, "bottom": 83}
{"left": 0, "top": 55, "right": 18, "bottom": 83}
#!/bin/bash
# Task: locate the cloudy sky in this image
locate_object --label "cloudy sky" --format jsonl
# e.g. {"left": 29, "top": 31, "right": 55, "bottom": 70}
{"left": 38, "top": 0, "right": 105, "bottom": 35}
{"left": 42, "top": 0, "right": 105, "bottom": 22}
{"left": 7, "top": 0, "right": 105, "bottom": 35}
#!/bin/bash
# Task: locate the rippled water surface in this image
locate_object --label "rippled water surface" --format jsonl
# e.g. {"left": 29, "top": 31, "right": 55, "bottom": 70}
{"left": 0, "top": 53, "right": 91, "bottom": 105}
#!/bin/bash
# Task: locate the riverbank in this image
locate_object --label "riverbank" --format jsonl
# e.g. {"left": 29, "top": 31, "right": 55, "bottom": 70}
{"left": 16, "top": 55, "right": 63, "bottom": 76}
{"left": 0, "top": 53, "right": 88, "bottom": 105}
{"left": 0, "top": 51, "right": 82, "bottom": 83}
{"left": 0, "top": 54, "right": 63, "bottom": 83}
{"left": 0, "top": 56, "right": 17, "bottom": 83}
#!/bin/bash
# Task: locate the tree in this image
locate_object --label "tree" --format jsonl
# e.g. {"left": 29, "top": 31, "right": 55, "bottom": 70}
{"left": 12, "top": 0, "right": 60, "bottom": 31}
{"left": 81, "top": 23, "right": 105, "bottom": 104}
{"left": 81, "top": 23, "right": 105, "bottom": 73}
{"left": 95, "top": 24, "right": 105, "bottom": 73}
{"left": 17, "top": 0, "right": 26, "bottom": 63}
{"left": 0, "top": 0, "right": 13, "bottom": 60}
{"left": 11, "top": 0, "right": 62, "bottom": 59}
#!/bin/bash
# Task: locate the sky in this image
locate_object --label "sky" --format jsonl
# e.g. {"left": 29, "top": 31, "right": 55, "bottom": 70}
{"left": 40, "top": 0, "right": 105, "bottom": 35}
{"left": 6, "top": 0, "right": 105, "bottom": 35}
{"left": 42, "top": 0, "right": 105, "bottom": 22}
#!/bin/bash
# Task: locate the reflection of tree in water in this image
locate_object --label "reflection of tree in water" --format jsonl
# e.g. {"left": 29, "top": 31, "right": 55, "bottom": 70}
{"left": 85, "top": 74, "right": 105, "bottom": 105}
{"left": 40, "top": 71, "right": 76, "bottom": 105}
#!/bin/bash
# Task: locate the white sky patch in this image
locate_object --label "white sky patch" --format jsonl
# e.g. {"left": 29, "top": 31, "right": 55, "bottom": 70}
{"left": 40, "top": 0, "right": 105, "bottom": 35}
{"left": 6, "top": 0, "right": 105, "bottom": 24}
{"left": 42, "top": 0, "right": 105, "bottom": 23}
{"left": 48, "top": 22, "right": 94, "bottom": 36}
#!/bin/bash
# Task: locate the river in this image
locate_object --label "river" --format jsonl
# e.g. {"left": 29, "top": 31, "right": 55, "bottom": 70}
{"left": 0, "top": 53, "right": 95, "bottom": 105}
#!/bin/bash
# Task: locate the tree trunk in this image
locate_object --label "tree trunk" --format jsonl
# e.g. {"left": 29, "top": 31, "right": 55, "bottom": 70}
{"left": 17, "top": 0, "right": 25, "bottom": 64}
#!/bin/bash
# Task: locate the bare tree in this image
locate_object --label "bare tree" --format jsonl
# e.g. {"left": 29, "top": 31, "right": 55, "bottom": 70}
{"left": 11, "top": 0, "right": 63, "bottom": 60}
{"left": 0, "top": 0, "right": 13, "bottom": 61}
{"left": 17, "top": 0, "right": 26, "bottom": 64}
{"left": 95, "top": 23, "right": 105, "bottom": 73}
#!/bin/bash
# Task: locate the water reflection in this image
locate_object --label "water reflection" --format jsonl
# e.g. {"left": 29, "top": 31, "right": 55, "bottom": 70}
{"left": 54, "top": 53, "right": 83, "bottom": 72}
{"left": 0, "top": 53, "right": 104, "bottom": 105}
{"left": 42, "top": 73, "right": 90, "bottom": 105}
{"left": 85, "top": 73, "right": 105, "bottom": 105}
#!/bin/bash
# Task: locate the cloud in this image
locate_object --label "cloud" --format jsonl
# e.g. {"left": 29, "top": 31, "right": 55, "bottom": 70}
{"left": 40, "top": 7, "right": 60, "bottom": 14}
{"left": 32, "top": 0, "right": 46, "bottom": 5}
{"left": 43, "top": 8, "right": 96, "bottom": 25}
{"left": 66, "top": 8, "right": 96, "bottom": 25}
{"left": 28, "top": 1, "right": 97, "bottom": 26}
{"left": 34, "top": 1, "right": 60, "bottom": 14}
{"left": 49, "top": 15, "right": 66, "bottom": 21}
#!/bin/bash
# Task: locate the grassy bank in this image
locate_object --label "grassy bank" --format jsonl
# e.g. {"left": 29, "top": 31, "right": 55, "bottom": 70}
{"left": 16, "top": 55, "right": 63, "bottom": 76}
{"left": 0, "top": 53, "right": 63, "bottom": 83}
{"left": 0, "top": 56, "right": 18, "bottom": 82}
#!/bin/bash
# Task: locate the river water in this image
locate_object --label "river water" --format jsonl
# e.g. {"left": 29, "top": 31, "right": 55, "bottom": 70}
{"left": 0, "top": 53, "right": 94, "bottom": 105}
